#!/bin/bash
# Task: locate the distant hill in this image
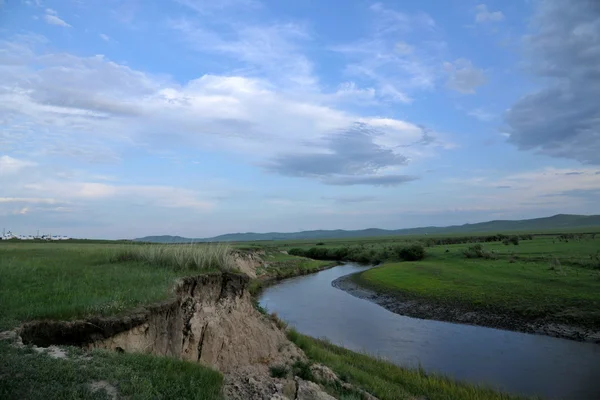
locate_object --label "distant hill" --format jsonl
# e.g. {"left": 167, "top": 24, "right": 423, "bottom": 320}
{"left": 134, "top": 214, "right": 600, "bottom": 243}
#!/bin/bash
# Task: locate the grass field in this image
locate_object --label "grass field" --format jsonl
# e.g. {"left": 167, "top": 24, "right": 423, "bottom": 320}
{"left": 1, "top": 236, "right": 591, "bottom": 399}
{"left": 0, "top": 340, "right": 223, "bottom": 400}
{"left": 343, "top": 235, "right": 600, "bottom": 328}
{"left": 0, "top": 242, "right": 233, "bottom": 331}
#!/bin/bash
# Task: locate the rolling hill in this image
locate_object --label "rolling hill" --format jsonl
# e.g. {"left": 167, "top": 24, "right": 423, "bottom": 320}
{"left": 134, "top": 214, "right": 600, "bottom": 243}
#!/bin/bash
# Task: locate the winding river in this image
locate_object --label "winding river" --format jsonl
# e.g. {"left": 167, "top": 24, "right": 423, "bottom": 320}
{"left": 259, "top": 264, "right": 600, "bottom": 400}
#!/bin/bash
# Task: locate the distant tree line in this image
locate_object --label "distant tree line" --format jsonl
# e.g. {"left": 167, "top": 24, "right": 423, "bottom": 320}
{"left": 420, "top": 233, "right": 533, "bottom": 247}
{"left": 289, "top": 243, "right": 426, "bottom": 265}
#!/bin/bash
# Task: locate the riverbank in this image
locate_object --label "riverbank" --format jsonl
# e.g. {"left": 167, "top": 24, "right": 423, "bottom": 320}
{"left": 1, "top": 242, "right": 532, "bottom": 399}
{"left": 333, "top": 271, "right": 600, "bottom": 343}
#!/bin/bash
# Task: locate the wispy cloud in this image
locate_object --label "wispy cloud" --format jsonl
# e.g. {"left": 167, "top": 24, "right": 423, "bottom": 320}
{"left": 0, "top": 155, "right": 36, "bottom": 175}
{"left": 170, "top": 18, "right": 316, "bottom": 90}
{"left": 444, "top": 59, "right": 486, "bottom": 94}
{"left": 332, "top": 3, "right": 442, "bottom": 103}
{"left": 0, "top": 36, "right": 443, "bottom": 189}
{"left": 99, "top": 33, "right": 110, "bottom": 41}
{"left": 43, "top": 9, "right": 71, "bottom": 27}
{"left": 322, "top": 195, "right": 378, "bottom": 204}
{"left": 468, "top": 108, "right": 495, "bottom": 121}
{"left": 475, "top": 4, "right": 505, "bottom": 23}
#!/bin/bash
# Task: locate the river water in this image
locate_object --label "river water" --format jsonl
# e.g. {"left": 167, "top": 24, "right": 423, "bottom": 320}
{"left": 259, "top": 264, "right": 600, "bottom": 400}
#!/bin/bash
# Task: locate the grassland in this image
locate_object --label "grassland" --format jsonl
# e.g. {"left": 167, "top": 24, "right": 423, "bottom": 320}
{"left": 0, "top": 340, "right": 223, "bottom": 400}
{"left": 0, "top": 240, "right": 531, "bottom": 399}
{"left": 0, "top": 242, "right": 234, "bottom": 399}
{"left": 0, "top": 242, "right": 233, "bottom": 331}
{"left": 270, "top": 233, "right": 600, "bottom": 336}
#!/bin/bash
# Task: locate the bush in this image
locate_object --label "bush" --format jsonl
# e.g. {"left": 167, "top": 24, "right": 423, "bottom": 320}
{"left": 270, "top": 365, "right": 289, "bottom": 379}
{"left": 463, "top": 244, "right": 496, "bottom": 259}
{"left": 292, "top": 360, "right": 314, "bottom": 381}
{"left": 509, "top": 236, "right": 520, "bottom": 245}
{"left": 394, "top": 243, "right": 426, "bottom": 261}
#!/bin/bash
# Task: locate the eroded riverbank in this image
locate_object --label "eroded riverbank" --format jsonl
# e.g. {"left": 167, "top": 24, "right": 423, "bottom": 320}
{"left": 332, "top": 271, "right": 600, "bottom": 344}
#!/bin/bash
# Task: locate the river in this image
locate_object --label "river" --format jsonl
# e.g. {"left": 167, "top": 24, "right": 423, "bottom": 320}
{"left": 258, "top": 264, "right": 600, "bottom": 400}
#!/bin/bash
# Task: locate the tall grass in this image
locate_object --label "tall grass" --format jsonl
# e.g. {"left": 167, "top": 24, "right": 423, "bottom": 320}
{"left": 108, "top": 243, "right": 233, "bottom": 271}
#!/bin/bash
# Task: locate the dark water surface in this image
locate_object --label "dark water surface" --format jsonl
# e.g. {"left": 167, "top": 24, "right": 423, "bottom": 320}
{"left": 259, "top": 264, "right": 600, "bottom": 400}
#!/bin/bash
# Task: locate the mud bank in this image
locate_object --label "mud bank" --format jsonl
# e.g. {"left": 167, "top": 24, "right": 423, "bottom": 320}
{"left": 332, "top": 272, "right": 600, "bottom": 344}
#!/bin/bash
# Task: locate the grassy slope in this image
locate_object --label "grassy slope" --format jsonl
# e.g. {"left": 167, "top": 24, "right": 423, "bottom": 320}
{"left": 288, "top": 330, "right": 530, "bottom": 400}
{"left": 0, "top": 341, "right": 223, "bottom": 400}
{"left": 354, "top": 236, "right": 600, "bottom": 328}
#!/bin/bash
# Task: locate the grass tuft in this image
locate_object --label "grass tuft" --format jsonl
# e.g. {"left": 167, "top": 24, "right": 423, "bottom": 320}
{"left": 107, "top": 243, "right": 233, "bottom": 271}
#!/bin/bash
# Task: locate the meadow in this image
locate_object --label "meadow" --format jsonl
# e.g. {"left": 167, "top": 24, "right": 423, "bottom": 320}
{"left": 256, "top": 232, "right": 600, "bottom": 330}
{"left": 0, "top": 239, "right": 534, "bottom": 399}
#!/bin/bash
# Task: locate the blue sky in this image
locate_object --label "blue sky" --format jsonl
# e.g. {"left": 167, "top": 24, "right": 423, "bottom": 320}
{"left": 1, "top": 0, "right": 599, "bottom": 239}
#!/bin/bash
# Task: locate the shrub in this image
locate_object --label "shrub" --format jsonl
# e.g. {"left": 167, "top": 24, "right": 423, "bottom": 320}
{"left": 270, "top": 365, "right": 289, "bottom": 379}
{"left": 315, "top": 242, "right": 325, "bottom": 246}
{"left": 509, "top": 236, "right": 520, "bottom": 245}
{"left": 288, "top": 248, "right": 305, "bottom": 257}
{"left": 463, "top": 244, "right": 496, "bottom": 259}
{"left": 394, "top": 243, "right": 426, "bottom": 261}
{"left": 292, "top": 360, "right": 314, "bottom": 381}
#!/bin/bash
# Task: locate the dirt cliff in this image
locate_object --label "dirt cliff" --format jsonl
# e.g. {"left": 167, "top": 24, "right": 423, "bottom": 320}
{"left": 18, "top": 270, "right": 371, "bottom": 399}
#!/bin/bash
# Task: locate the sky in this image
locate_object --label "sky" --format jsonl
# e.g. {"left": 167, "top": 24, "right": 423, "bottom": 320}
{"left": 0, "top": 0, "right": 599, "bottom": 239}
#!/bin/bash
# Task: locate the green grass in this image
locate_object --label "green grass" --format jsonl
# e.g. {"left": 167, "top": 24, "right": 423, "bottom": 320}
{"left": 287, "top": 330, "right": 530, "bottom": 400}
{"left": 108, "top": 243, "right": 233, "bottom": 271}
{"left": 0, "top": 340, "right": 223, "bottom": 400}
{"left": 256, "top": 250, "right": 334, "bottom": 279}
{"left": 0, "top": 242, "right": 228, "bottom": 331}
{"left": 353, "top": 236, "right": 600, "bottom": 328}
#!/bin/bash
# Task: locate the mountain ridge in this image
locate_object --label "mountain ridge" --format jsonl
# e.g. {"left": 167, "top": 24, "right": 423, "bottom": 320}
{"left": 134, "top": 214, "right": 600, "bottom": 243}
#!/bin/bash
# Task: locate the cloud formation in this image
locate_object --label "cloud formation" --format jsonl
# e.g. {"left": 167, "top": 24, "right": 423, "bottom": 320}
{"left": 44, "top": 9, "right": 71, "bottom": 27}
{"left": 332, "top": 3, "right": 441, "bottom": 103}
{"left": 444, "top": 59, "right": 486, "bottom": 93}
{"left": 505, "top": 0, "right": 600, "bottom": 164}
{"left": 265, "top": 123, "right": 409, "bottom": 179}
{"left": 0, "top": 155, "right": 35, "bottom": 175}
{"left": 475, "top": 4, "right": 505, "bottom": 23}
{"left": 0, "top": 36, "right": 438, "bottom": 190}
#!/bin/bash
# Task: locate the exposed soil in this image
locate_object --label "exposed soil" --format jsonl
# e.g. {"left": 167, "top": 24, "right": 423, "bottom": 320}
{"left": 332, "top": 273, "right": 600, "bottom": 344}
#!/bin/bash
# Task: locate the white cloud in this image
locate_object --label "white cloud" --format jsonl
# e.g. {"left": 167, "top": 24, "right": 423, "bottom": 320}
{"left": 170, "top": 19, "right": 316, "bottom": 90}
{"left": 20, "top": 180, "right": 214, "bottom": 210}
{"left": 99, "top": 33, "right": 110, "bottom": 41}
{"left": 332, "top": 4, "right": 441, "bottom": 104}
{"left": 44, "top": 9, "right": 72, "bottom": 27}
{"left": 0, "top": 155, "right": 36, "bottom": 175}
{"left": 444, "top": 59, "right": 487, "bottom": 94}
{"left": 449, "top": 167, "right": 600, "bottom": 210}
{"left": 175, "top": 0, "right": 261, "bottom": 14}
{"left": 0, "top": 197, "right": 60, "bottom": 204}
{"left": 468, "top": 108, "right": 495, "bottom": 121}
{"left": 475, "top": 4, "right": 505, "bottom": 23}
{"left": 0, "top": 37, "right": 443, "bottom": 180}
